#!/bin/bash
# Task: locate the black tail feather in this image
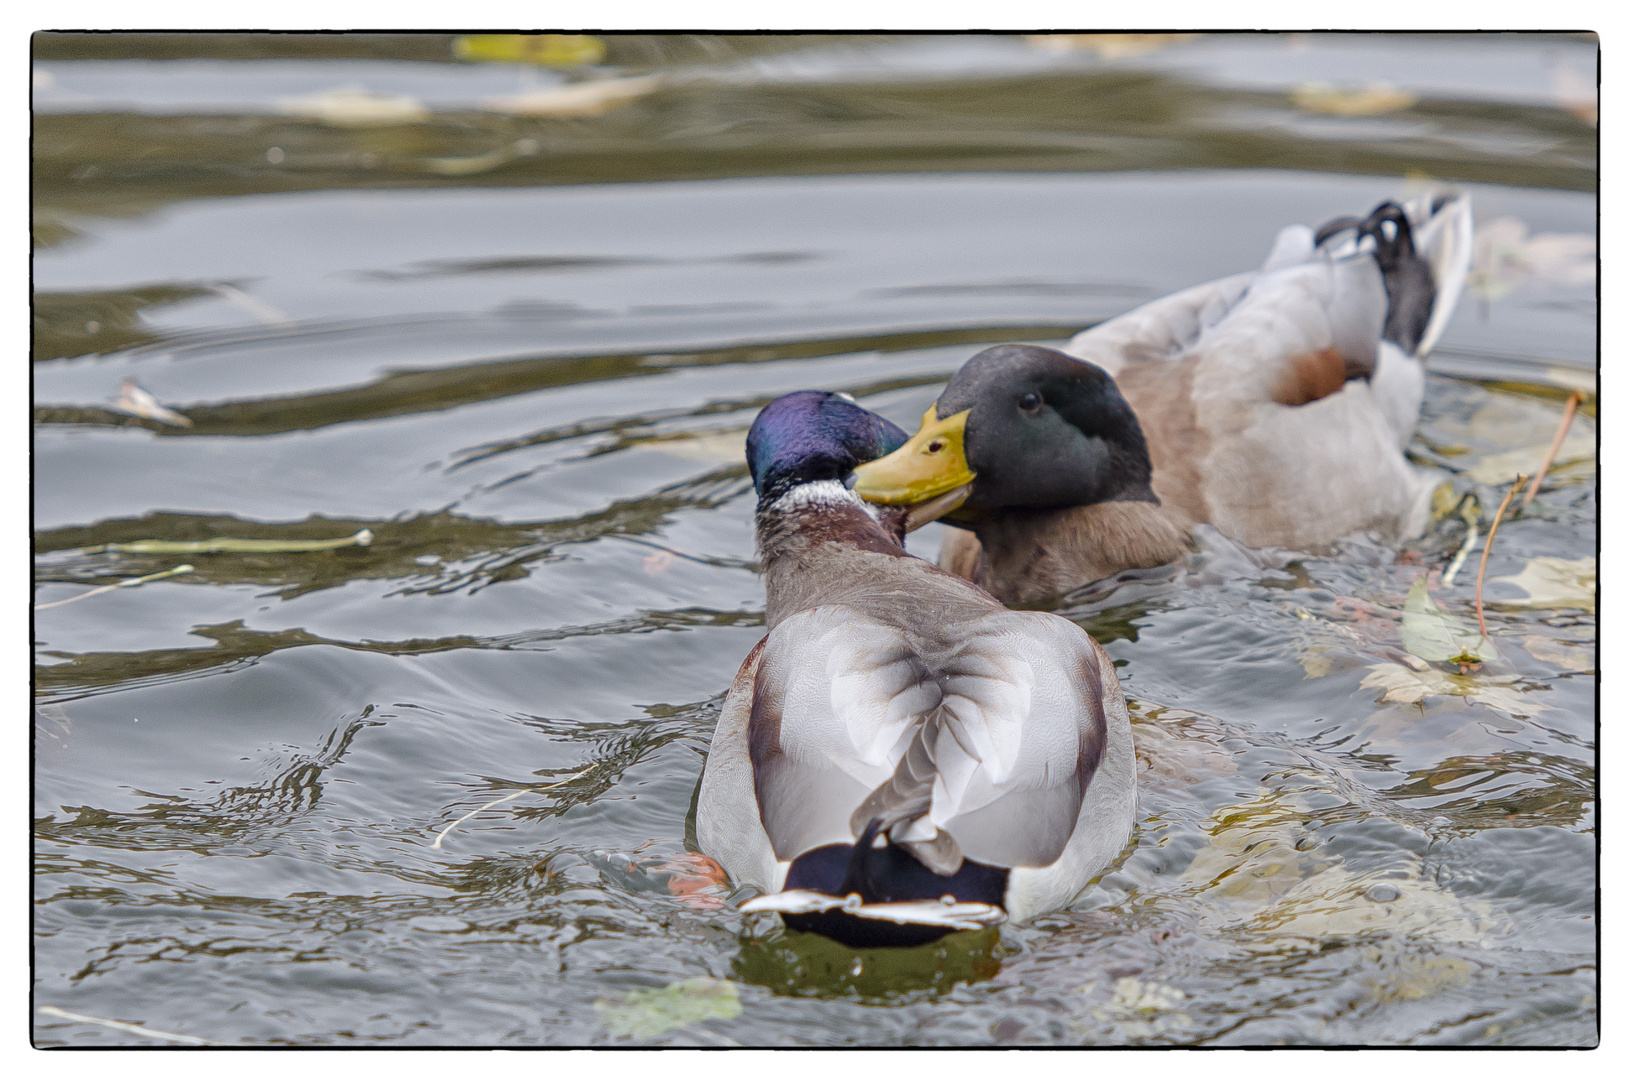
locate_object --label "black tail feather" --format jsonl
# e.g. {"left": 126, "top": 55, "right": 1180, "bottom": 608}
{"left": 778, "top": 823, "right": 1009, "bottom": 947}
{"left": 1315, "top": 200, "right": 1437, "bottom": 355}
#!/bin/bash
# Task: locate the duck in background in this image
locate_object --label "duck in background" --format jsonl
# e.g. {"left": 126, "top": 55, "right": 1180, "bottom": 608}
{"left": 696, "top": 390, "right": 1136, "bottom": 947}
{"left": 851, "top": 194, "right": 1474, "bottom": 609}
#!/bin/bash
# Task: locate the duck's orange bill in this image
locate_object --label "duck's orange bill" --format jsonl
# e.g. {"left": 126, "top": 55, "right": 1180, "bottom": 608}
{"left": 852, "top": 406, "right": 975, "bottom": 504}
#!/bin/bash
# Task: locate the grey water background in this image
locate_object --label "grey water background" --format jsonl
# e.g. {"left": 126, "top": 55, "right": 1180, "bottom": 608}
{"left": 32, "top": 33, "right": 1596, "bottom": 1046}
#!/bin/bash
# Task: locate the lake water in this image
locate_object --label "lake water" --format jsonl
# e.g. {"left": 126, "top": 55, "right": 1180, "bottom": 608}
{"left": 32, "top": 32, "right": 1597, "bottom": 1047}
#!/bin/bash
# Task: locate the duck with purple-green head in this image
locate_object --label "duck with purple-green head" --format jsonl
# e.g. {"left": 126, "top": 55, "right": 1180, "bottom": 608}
{"left": 696, "top": 390, "right": 1135, "bottom": 948}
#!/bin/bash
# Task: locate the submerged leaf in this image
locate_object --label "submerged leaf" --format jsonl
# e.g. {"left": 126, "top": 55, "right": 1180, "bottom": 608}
{"left": 1520, "top": 634, "right": 1594, "bottom": 672}
{"left": 1399, "top": 578, "right": 1498, "bottom": 664}
{"left": 1248, "top": 865, "right": 1497, "bottom": 950}
{"left": 1299, "top": 648, "right": 1334, "bottom": 679}
{"left": 594, "top": 977, "right": 741, "bottom": 1039}
{"left": 1491, "top": 556, "right": 1596, "bottom": 611}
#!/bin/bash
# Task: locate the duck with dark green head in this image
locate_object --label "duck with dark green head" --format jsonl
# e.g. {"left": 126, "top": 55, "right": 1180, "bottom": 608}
{"left": 697, "top": 390, "right": 1137, "bottom": 947}
{"left": 852, "top": 193, "right": 1475, "bottom": 609}
{"left": 851, "top": 344, "right": 1188, "bottom": 609}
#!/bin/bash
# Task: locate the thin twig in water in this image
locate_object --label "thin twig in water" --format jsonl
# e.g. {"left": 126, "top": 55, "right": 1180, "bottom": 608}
{"left": 1475, "top": 475, "right": 1526, "bottom": 638}
{"left": 1443, "top": 523, "right": 1478, "bottom": 588}
{"left": 1521, "top": 391, "right": 1584, "bottom": 509}
{"left": 1442, "top": 496, "right": 1480, "bottom": 588}
{"left": 38, "top": 1006, "right": 215, "bottom": 1045}
{"left": 430, "top": 768, "right": 591, "bottom": 849}
{"left": 33, "top": 564, "right": 194, "bottom": 610}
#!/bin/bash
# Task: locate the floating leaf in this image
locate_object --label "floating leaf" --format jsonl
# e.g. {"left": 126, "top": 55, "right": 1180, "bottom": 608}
{"left": 1292, "top": 82, "right": 1418, "bottom": 116}
{"left": 1024, "top": 33, "right": 1199, "bottom": 59}
{"left": 421, "top": 139, "right": 539, "bottom": 177}
{"left": 1468, "top": 216, "right": 1596, "bottom": 301}
{"left": 1490, "top": 556, "right": 1596, "bottom": 612}
{"left": 1360, "top": 663, "right": 1551, "bottom": 715}
{"left": 1520, "top": 634, "right": 1594, "bottom": 672}
{"left": 594, "top": 977, "right": 741, "bottom": 1039}
{"left": 482, "top": 75, "right": 662, "bottom": 118}
{"left": 1552, "top": 63, "right": 1598, "bottom": 125}
{"left": 276, "top": 86, "right": 430, "bottom": 127}
{"left": 95, "top": 530, "right": 373, "bottom": 555}
{"left": 645, "top": 429, "right": 748, "bottom": 464}
{"left": 454, "top": 34, "right": 606, "bottom": 68}
{"left": 1400, "top": 578, "right": 1498, "bottom": 664}
{"left": 1465, "top": 432, "right": 1593, "bottom": 486}
{"left": 110, "top": 377, "right": 191, "bottom": 427}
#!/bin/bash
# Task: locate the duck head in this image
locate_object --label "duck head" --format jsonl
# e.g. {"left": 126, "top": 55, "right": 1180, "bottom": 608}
{"left": 746, "top": 390, "right": 911, "bottom": 507}
{"left": 851, "top": 344, "right": 1157, "bottom": 524}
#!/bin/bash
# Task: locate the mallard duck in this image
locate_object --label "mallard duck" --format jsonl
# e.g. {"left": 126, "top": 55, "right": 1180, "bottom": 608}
{"left": 696, "top": 390, "right": 1135, "bottom": 947}
{"left": 851, "top": 195, "right": 1474, "bottom": 608}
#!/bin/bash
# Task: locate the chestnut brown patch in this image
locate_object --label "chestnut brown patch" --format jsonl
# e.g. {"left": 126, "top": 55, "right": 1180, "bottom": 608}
{"left": 1272, "top": 347, "right": 1350, "bottom": 407}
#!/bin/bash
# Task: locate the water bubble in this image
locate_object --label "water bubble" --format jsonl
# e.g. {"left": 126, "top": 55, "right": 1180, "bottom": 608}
{"left": 265, "top": 147, "right": 284, "bottom": 164}
{"left": 850, "top": 958, "right": 863, "bottom": 976}
{"left": 1365, "top": 883, "right": 1401, "bottom": 902}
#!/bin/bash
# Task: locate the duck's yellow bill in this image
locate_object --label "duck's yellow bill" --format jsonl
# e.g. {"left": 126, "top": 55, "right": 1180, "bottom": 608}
{"left": 852, "top": 407, "right": 975, "bottom": 504}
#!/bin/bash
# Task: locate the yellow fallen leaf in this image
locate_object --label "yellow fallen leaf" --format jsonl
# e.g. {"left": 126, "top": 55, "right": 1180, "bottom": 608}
{"left": 1552, "top": 63, "right": 1597, "bottom": 125}
{"left": 482, "top": 75, "right": 662, "bottom": 118}
{"left": 1024, "top": 34, "right": 1199, "bottom": 59}
{"left": 276, "top": 86, "right": 430, "bottom": 127}
{"left": 1292, "top": 82, "right": 1418, "bottom": 116}
{"left": 1490, "top": 556, "right": 1595, "bottom": 612}
{"left": 454, "top": 34, "right": 606, "bottom": 68}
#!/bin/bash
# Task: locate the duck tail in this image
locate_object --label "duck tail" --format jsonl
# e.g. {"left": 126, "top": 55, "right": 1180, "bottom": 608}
{"left": 1314, "top": 194, "right": 1473, "bottom": 358}
{"left": 1404, "top": 192, "right": 1474, "bottom": 358}
{"left": 735, "top": 818, "right": 1009, "bottom": 946}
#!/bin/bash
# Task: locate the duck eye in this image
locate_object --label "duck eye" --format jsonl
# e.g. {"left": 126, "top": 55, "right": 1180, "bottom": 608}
{"left": 927, "top": 439, "right": 946, "bottom": 453}
{"left": 1018, "top": 392, "right": 1041, "bottom": 413}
